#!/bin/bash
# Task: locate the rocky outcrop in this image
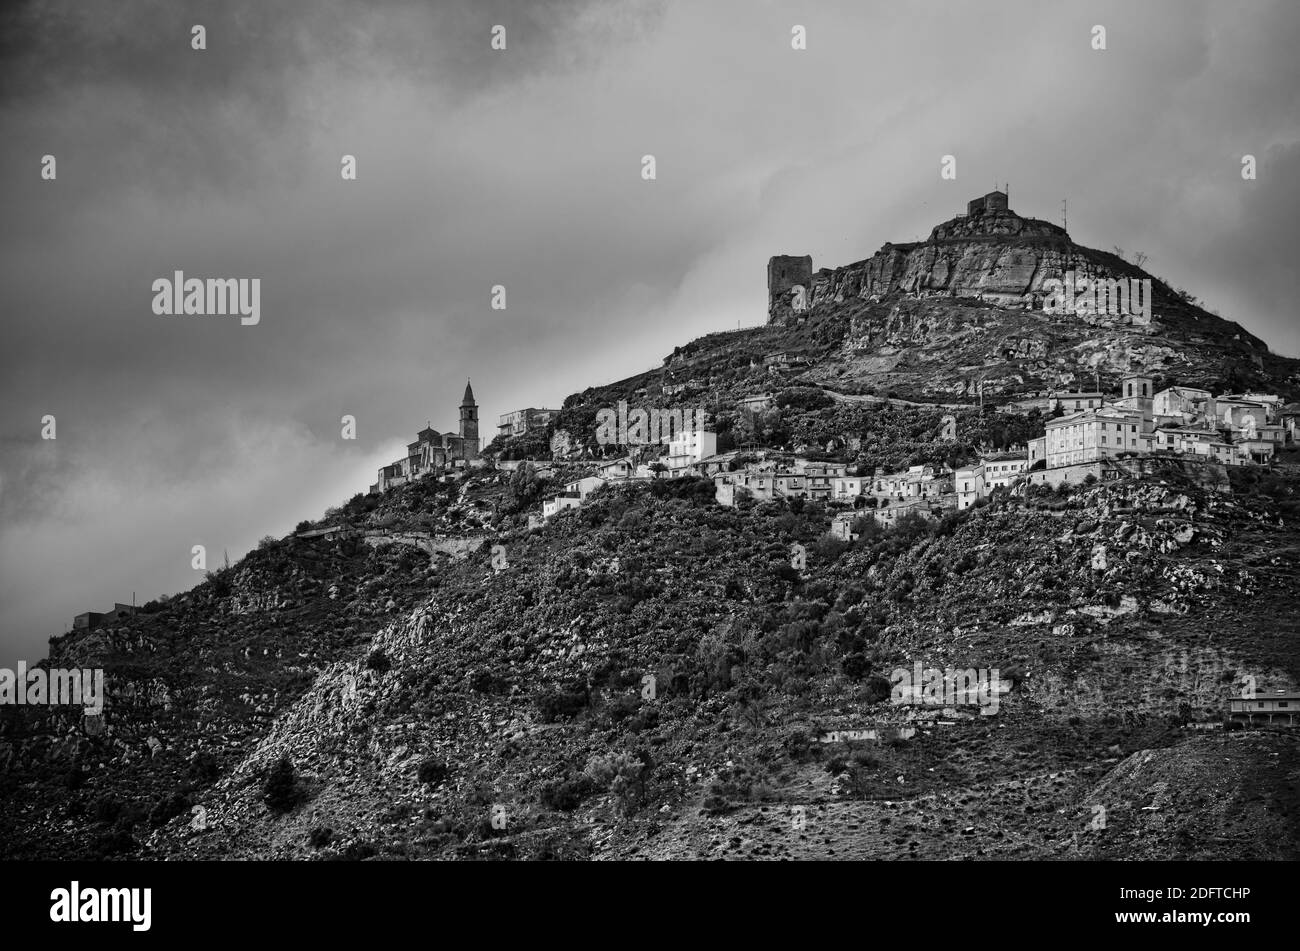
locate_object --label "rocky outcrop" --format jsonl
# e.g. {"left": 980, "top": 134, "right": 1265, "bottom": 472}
{"left": 805, "top": 209, "right": 1136, "bottom": 318}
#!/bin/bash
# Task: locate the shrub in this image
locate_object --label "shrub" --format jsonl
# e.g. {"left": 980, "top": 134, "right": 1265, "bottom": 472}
{"left": 308, "top": 826, "right": 335, "bottom": 848}
{"left": 841, "top": 652, "right": 870, "bottom": 681}
{"left": 583, "top": 751, "right": 651, "bottom": 815}
{"left": 863, "top": 674, "right": 893, "bottom": 704}
{"left": 262, "top": 755, "right": 301, "bottom": 814}
{"left": 536, "top": 684, "right": 589, "bottom": 722}
{"left": 148, "top": 792, "right": 191, "bottom": 829}
{"left": 540, "top": 775, "right": 596, "bottom": 812}
{"left": 90, "top": 795, "right": 124, "bottom": 825}
{"left": 186, "top": 751, "right": 222, "bottom": 783}
{"left": 365, "top": 648, "right": 392, "bottom": 674}
{"left": 204, "top": 570, "right": 232, "bottom": 598}
{"left": 89, "top": 828, "right": 136, "bottom": 858}
{"left": 417, "top": 758, "right": 449, "bottom": 786}
{"left": 606, "top": 694, "right": 641, "bottom": 723}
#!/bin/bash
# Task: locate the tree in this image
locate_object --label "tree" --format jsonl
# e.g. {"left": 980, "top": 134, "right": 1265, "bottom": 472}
{"left": 504, "top": 462, "right": 545, "bottom": 514}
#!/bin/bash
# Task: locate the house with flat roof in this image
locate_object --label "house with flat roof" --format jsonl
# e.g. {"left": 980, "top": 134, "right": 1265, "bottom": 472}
{"left": 73, "top": 602, "right": 135, "bottom": 631}
{"left": 498, "top": 407, "right": 560, "bottom": 439}
{"left": 1229, "top": 691, "right": 1300, "bottom": 727}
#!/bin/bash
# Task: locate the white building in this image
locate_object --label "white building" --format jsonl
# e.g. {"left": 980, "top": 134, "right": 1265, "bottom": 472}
{"left": 596, "top": 458, "right": 633, "bottom": 480}
{"left": 1045, "top": 406, "right": 1148, "bottom": 469}
{"left": 955, "top": 464, "right": 985, "bottom": 510}
{"left": 869, "top": 465, "right": 951, "bottom": 502}
{"left": 541, "top": 476, "right": 606, "bottom": 520}
{"left": 832, "top": 476, "right": 870, "bottom": 501}
{"left": 1027, "top": 436, "right": 1046, "bottom": 470}
{"left": 665, "top": 429, "right": 717, "bottom": 469}
{"left": 982, "top": 455, "right": 1029, "bottom": 492}
{"left": 1049, "top": 391, "right": 1106, "bottom": 414}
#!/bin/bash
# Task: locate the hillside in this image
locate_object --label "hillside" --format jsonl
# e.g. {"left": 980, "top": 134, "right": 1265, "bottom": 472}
{"left": 3, "top": 199, "right": 1299, "bottom": 862}
{"left": 2, "top": 457, "right": 1297, "bottom": 860}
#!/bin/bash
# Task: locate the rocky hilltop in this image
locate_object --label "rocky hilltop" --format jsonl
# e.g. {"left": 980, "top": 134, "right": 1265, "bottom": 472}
{"left": 766, "top": 192, "right": 1296, "bottom": 404}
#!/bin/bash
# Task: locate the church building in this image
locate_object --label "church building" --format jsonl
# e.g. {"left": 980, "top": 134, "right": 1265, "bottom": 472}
{"left": 370, "top": 380, "right": 480, "bottom": 493}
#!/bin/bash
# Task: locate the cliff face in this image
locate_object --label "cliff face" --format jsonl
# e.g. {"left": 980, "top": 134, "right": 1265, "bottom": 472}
{"left": 810, "top": 210, "right": 1075, "bottom": 308}
{"left": 764, "top": 200, "right": 1298, "bottom": 402}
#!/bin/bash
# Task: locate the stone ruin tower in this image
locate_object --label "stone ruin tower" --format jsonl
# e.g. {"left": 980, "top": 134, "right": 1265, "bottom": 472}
{"left": 767, "top": 254, "right": 813, "bottom": 325}
{"left": 966, "top": 189, "right": 1009, "bottom": 216}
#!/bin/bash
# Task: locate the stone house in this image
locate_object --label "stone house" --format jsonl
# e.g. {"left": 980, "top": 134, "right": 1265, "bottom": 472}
{"left": 498, "top": 407, "right": 560, "bottom": 439}
{"left": 830, "top": 512, "right": 861, "bottom": 541}
{"left": 74, "top": 603, "right": 135, "bottom": 631}
{"left": 1048, "top": 391, "right": 1106, "bottom": 414}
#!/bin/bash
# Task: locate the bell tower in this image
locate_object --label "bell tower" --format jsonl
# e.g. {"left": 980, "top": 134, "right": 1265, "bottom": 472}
{"left": 459, "top": 379, "right": 479, "bottom": 453}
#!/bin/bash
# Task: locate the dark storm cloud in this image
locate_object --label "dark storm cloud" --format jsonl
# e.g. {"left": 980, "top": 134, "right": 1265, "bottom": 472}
{"left": 0, "top": 0, "right": 663, "bottom": 103}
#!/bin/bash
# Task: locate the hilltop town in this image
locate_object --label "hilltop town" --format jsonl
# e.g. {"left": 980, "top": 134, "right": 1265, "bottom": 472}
{"left": 356, "top": 195, "right": 1298, "bottom": 552}
{"left": 497, "top": 369, "right": 1297, "bottom": 540}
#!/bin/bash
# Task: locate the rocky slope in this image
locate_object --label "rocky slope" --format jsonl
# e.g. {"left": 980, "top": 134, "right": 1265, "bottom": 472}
{"left": 2, "top": 459, "right": 1297, "bottom": 860}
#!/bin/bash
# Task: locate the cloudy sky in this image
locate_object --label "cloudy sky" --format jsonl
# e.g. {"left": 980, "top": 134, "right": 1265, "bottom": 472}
{"left": 1, "top": 0, "right": 1297, "bottom": 667}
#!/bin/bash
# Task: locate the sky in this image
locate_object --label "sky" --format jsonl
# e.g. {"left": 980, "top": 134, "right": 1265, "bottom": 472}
{"left": 1, "top": 0, "right": 1298, "bottom": 667}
